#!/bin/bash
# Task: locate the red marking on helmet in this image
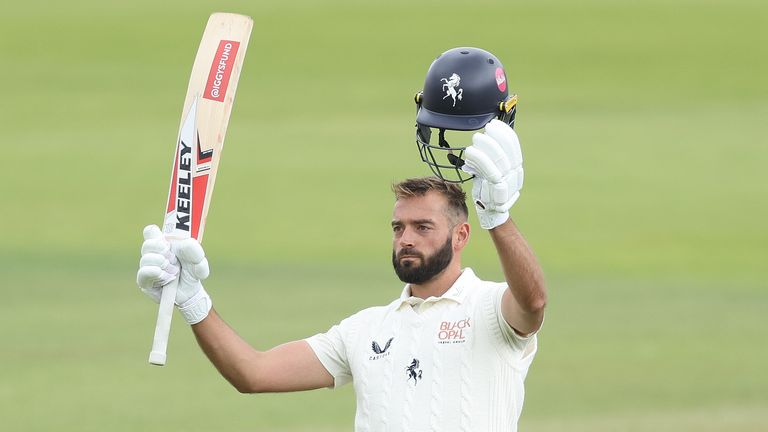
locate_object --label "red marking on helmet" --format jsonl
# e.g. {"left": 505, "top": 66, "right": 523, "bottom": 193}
{"left": 495, "top": 68, "right": 507, "bottom": 92}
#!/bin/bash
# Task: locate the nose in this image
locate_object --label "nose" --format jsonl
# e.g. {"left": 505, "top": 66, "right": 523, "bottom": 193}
{"left": 398, "top": 226, "right": 416, "bottom": 249}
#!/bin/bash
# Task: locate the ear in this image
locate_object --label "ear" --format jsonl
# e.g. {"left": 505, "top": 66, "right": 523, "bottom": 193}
{"left": 453, "top": 222, "right": 470, "bottom": 251}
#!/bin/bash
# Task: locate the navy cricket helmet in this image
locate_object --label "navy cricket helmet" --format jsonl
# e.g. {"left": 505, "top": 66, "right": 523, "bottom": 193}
{"left": 415, "top": 47, "right": 518, "bottom": 183}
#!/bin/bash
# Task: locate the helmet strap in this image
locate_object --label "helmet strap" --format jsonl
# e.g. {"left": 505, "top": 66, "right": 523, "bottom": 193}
{"left": 416, "top": 124, "right": 431, "bottom": 144}
{"left": 438, "top": 128, "right": 450, "bottom": 148}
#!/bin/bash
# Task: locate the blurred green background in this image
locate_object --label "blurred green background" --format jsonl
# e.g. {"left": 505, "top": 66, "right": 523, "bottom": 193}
{"left": 1, "top": 0, "right": 766, "bottom": 430}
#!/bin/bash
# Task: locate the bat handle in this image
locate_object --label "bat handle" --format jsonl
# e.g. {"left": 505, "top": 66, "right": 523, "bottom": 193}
{"left": 148, "top": 276, "right": 179, "bottom": 366}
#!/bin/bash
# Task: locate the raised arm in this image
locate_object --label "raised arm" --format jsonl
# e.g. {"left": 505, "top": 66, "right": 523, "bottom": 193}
{"left": 489, "top": 220, "right": 546, "bottom": 335}
{"left": 137, "top": 225, "right": 333, "bottom": 393}
{"left": 460, "top": 120, "right": 547, "bottom": 335}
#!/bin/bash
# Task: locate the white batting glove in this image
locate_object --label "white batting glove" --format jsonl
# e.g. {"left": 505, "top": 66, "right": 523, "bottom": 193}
{"left": 136, "top": 225, "right": 212, "bottom": 324}
{"left": 461, "top": 119, "right": 524, "bottom": 229}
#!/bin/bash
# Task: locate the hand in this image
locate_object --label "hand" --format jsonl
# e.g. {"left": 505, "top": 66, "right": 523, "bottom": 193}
{"left": 137, "top": 225, "right": 212, "bottom": 324}
{"left": 461, "top": 119, "right": 524, "bottom": 229}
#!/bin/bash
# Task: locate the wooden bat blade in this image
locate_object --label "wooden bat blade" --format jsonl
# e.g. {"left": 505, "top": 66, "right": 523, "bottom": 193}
{"left": 149, "top": 12, "right": 253, "bottom": 366}
{"left": 163, "top": 12, "right": 253, "bottom": 244}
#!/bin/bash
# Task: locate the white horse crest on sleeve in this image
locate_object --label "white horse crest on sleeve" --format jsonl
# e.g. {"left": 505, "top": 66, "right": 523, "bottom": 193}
{"left": 441, "top": 73, "right": 463, "bottom": 107}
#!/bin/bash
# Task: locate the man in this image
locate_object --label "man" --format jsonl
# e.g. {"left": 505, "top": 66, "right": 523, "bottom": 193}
{"left": 137, "top": 47, "right": 546, "bottom": 431}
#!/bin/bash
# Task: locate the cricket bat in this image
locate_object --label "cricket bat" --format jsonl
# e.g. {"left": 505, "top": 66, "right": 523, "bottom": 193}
{"left": 148, "top": 12, "right": 253, "bottom": 366}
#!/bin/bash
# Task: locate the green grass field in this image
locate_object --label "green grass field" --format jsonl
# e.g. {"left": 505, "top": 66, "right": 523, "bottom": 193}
{"left": 1, "top": 0, "right": 766, "bottom": 430}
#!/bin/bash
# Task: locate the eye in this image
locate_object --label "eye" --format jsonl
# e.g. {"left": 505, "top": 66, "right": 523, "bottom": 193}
{"left": 417, "top": 224, "right": 430, "bottom": 232}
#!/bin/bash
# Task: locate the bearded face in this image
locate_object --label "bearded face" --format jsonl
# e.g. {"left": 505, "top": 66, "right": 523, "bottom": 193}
{"left": 392, "top": 235, "right": 453, "bottom": 284}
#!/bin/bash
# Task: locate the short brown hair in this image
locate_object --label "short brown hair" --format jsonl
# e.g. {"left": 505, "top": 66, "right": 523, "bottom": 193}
{"left": 392, "top": 177, "right": 468, "bottom": 225}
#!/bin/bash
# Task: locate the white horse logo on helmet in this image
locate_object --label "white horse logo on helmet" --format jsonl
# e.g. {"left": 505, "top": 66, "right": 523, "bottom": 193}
{"left": 441, "top": 73, "right": 463, "bottom": 107}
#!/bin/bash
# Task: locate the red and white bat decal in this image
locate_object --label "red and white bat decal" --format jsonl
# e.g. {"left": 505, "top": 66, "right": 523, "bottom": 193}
{"left": 204, "top": 40, "right": 240, "bottom": 102}
{"left": 163, "top": 97, "right": 212, "bottom": 240}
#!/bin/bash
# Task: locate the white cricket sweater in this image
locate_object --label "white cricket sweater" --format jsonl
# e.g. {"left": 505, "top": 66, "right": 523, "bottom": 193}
{"left": 306, "top": 268, "right": 538, "bottom": 432}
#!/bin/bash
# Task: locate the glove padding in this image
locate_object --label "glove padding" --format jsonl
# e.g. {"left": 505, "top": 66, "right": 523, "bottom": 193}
{"left": 136, "top": 225, "right": 212, "bottom": 324}
{"left": 137, "top": 225, "right": 179, "bottom": 301}
{"left": 461, "top": 119, "right": 524, "bottom": 229}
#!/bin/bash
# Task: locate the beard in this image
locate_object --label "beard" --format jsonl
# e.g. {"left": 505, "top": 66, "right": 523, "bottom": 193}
{"left": 392, "top": 236, "right": 454, "bottom": 285}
